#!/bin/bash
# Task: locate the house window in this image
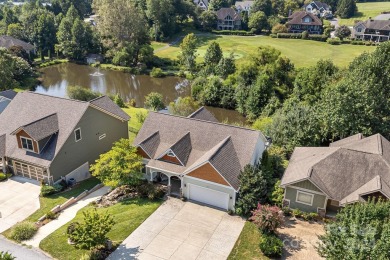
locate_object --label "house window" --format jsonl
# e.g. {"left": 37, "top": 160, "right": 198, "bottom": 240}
{"left": 296, "top": 190, "right": 314, "bottom": 206}
{"left": 21, "top": 137, "right": 34, "bottom": 151}
{"left": 167, "top": 150, "right": 175, "bottom": 157}
{"left": 99, "top": 134, "right": 106, "bottom": 140}
{"left": 74, "top": 128, "right": 82, "bottom": 142}
{"left": 357, "top": 28, "right": 362, "bottom": 32}
{"left": 304, "top": 17, "right": 311, "bottom": 23}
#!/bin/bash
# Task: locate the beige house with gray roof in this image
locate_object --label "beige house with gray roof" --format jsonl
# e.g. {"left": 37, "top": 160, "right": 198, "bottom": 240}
{"left": 0, "top": 92, "right": 129, "bottom": 184}
{"left": 134, "top": 107, "right": 267, "bottom": 210}
{"left": 352, "top": 19, "right": 390, "bottom": 42}
{"left": 281, "top": 133, "right": 390, "bottom": 216}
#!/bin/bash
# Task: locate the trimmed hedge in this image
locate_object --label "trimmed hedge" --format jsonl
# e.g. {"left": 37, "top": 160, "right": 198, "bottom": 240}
{"left": 276, "top": 33, "right": 302, "bottom": 39}
{"left": 327, "top": 38, "right": 342, "bottom": 45}
{"left": 212, "top": 30, "right": 255, "bottom": 36}
{"left": 259, "top": 233, "right": 283, "bottom": 257}
{"left": 277, "top": 33, "right": 328, "bottom": 42}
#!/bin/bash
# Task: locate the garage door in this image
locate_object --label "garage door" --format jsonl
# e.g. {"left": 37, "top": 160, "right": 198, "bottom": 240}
{"left": 14, "top": 161, "right": 51, "bottom": 183}
{"left": 188, "top": 184, "right": 229, "bottom": 210}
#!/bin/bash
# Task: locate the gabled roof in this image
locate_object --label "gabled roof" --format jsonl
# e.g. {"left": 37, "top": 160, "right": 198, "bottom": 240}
{"left": 310, "top": 1, "right": 330, "bottom": 10}
{"left": 0, "top": 90, "right": 17, "bottom": 100}
{"left": 216, "top": 8, "right": 242, "bottom": 21}
{"left": 0, "top": 35, "right": 35, "bottom": 52}
{"left": 188, "top": 107, "right": 218, "bottom": 122}
{"left": 282, "top": 134, "right": 390, "bottom": 204}
{"left": 374, "top": 13, "right": 390, "bottom": 21}
{"left": 12, "top": 113, "right": 59, "bottom": 141}
{"left": 354, "top": 19, "right": 390, "bottom": 31}
{"left": 287, "top": 11, "right": 322, "bottom": 26}
{"left": 138, "top": 131, "right": 160, "bottom": 158}
{"left": 90, "top": 96, "right": 130, "bottom": 121}
{"left": 134, "top": 110, "right": 265, "bottom": 190}
{"left": 235, "top": 1, "right": 254, "bottom": 10}
{"left": 0, "top": 134, "right": 5, "bottom": 157}
{"left": 0, "top": 92, "right": 128, "bottom": 167}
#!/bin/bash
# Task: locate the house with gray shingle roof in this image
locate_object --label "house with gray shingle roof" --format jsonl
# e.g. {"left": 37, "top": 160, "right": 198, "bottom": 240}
{"left": 0, "top": 90, "right": 17, "bottom": 114}
{"left": 0, "top": 92, "right": 129, "bottom": 184}
{"left": 0, "top": 35, "right": 35, "bottom": 53}
{"left": 304, "top": 1, "right": 333, "bottom": 18}
{"left": 216, "top": 8, "right": 242, "bottom": 31}
{"left": 193, "top": 0, "right": 208, "bottom": 10}
{"left": 281, "top": 133, "right": 390, "bottom": 216}
{"left": 352, "top": 19, "right": 390, "bottom": 42}
{"left": 235, "top": 1, "right": 254, "bottom": 14}
{"left": 286, "top": 11, "right": 323, "bottom": 34}
{"left": 134, "top": 108, "right": 267, "bottom": 210}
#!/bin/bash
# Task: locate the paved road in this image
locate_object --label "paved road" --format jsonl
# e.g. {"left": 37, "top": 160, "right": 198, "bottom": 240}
{"left": 0, "top": 236, "right": 52, "bottom": 260}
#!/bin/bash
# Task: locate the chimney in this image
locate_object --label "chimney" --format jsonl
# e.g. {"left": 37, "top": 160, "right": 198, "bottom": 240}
{"left": 288, "top": 9, "right": 292, "bottom": 16}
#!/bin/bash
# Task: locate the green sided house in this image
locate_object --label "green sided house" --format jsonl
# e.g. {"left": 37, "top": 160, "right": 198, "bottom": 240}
{"left": 133, "top": 107, "right": 267, "bottom": 210}
{"left": 0, "top": 92, "right": 129, "bottom": 183}
{"left": 281, "top": 133, "right": 390, "bottom": 216}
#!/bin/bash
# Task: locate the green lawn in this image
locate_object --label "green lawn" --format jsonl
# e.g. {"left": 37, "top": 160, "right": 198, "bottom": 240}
{"left": 228, "top": 221, "right": 268, "bottom": 260}
{"left": 154, "top": 35, "right": 374, "bottom": 68}
{"left": 40, "top": 198, "right": 162, "bottom": 260}
{"left": 122, "top": 107, "right": 149, "bottom": 143}
{"left": 338, "top": 2, "right": 390, "bottom": 26}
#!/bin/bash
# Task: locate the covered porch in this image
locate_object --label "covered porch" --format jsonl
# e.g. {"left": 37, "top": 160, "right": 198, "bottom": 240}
{"left": 148, "top": 168, "right": 184, "bottom": 197}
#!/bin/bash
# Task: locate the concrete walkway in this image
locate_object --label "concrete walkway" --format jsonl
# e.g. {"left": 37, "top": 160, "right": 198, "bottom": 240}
{"left": 0, "top": 235, "right": 52, "bottom": 260}
{"left": 25, "top": 186, "right": 110, "bottom": 247}
{"left": 108, "top": 198, "right": 245, "bottom": 260}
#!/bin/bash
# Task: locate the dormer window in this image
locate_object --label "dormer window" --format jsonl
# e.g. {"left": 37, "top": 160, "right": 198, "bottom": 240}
{"left": 75, "top": 128, "right": 82, "bottom": 142}
{"left": 21, "top": 137, "right": 34, "bottom": 152}
{"left": 167, "top": 150, "right": 175, "bottom": 157}
{"left": 304, "top": 17, "right": 311, "bottom": 23}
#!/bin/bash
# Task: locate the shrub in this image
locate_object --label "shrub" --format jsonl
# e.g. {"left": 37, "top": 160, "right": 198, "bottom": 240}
{"left": 0, "top": 251, "right": 15, "bottom": 260}
{"left": 67, "top": 210, "right": 115, "bottom": 249}
{"left": 135, "top": 111, "right": 147, "bottom": 124}
{"left": 136, "top": 182, "right": 166, "bottom": 200}
{"left": 211, "top": 30, "right": 255, "bottom": 36}
{"left": 292, "top": 208, "right": 303, "bottom": 218}
{"left": 271, "top": 23, "right": 287, "bottom": 34}
{"left": 9, "top": 221, "right": 38, "bottom": 242}
{"left": 276, "top": 33, "right": 327, "bottom": 42}
{"left": 41, "top": 185, "right": 56, "bottom": 197}
{"left": 327, "top": 38, "right": 342, "bottom": 45}
{"left": 53, "top": 183, "right": 63, "bottom": 192}
{"left": 0, "top": 172, "right": 7, "bottom": 181}
{"left": 150, "top": 67, "right": 165, "bottom": 78}
{"left": 250, "top": 203, "right": 283, "bottom": 234}
{"left": 282, "top": 207, "right": 292, "bottom": 216}
{"left": 114, "top": 94, "right": 126, "bottom": 108}
{"left": 144, "top": 92, "right": 165, "bottom": 111}
{"left": 67, "top": 86, "right": 101, "bottom": 101}
{"left": 301, "top": 31, "right": 309, "bottom": 39}
{"left": 259, "top": 233, "right": 283, "bottom": 257}
{"left": 127, "top": 99, "right": 136, "bottom": 107}
{"left": 45, "top": 211, "right": 57, "bottom": 220}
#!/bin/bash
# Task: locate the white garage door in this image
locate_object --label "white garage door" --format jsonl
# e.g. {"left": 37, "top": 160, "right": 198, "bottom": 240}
{"left": 188, "top": 184, "right": 229, "bottom": 210}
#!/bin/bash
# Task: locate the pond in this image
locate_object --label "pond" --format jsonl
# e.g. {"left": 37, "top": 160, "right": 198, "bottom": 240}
{"left": 36, "top": 63, "right": 246, "bottom": 124}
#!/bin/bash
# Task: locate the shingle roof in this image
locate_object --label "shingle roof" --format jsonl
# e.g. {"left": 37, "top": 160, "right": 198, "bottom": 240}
{"left": 374, "top": 13, "right": 390, "bottom": 21}
{"left": 134, "top": 111, "right": 265, "bottom": 190}
{"left": 139, "top": 131, "right": 160, "bottom": 158}
{"left": 0, "top": 92, "right": 127, "bottom": 167}
{"left": 170, "top": 132, "right": 192, "bottom": 165}
{"left": 188, "top": 107, "right": 219, "bottom": 122}
{"left": 329, "top": 133, "right": 363, "bottom": 147}
{"left": 282, "top": 134, "right": 390, "bottom": 204}
{"left": 235, "top": 1, "right": 254, "bottom": 10}
{"left": 355, "top": 19, "right": 390, "bottom": 31}
{"left": 287, "top": 11, "right": 322, "bottom": 26}
{"left": 0, "top": 134, "right": 5, "bottom": 158}
{"left": 216, "top": 8, "right": 242, "bottom": 21}
{"left": 0, "top": 35, "right": 35, "bottom": 52}
{"left": 13, "top": 113, "right": 59, "bottom": 141}
{"left": 90, "top": 96, "right": 130, "bottom": 121}
{"left": 0, "top": 90, "right": 17, "bottom": 100}
{"left": 312, "top": 1, "right": 329, "bottom": 10}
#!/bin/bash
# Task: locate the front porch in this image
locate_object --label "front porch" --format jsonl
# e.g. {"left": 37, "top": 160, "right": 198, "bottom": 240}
{"left": 148, "top": 170, "right": 183, "bottom": 197}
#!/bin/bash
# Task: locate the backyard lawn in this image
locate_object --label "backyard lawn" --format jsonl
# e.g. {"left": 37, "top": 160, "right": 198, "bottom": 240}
{"left": 338, "top": 2, "right": 390, "bottom": 26}
{"left": 228, "top": 221, "right": 268, "bottom": 260}
{"left": 154, "top": 35, "right": 374, "bottom": 68}
{"left": 122, "top": 107, "right": 148, "bottom": 143}
{"left": 40, "top": 198, "right": 162, "bottom": 260}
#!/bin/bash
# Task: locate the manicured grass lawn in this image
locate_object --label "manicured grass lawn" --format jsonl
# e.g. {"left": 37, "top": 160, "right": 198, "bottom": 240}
{"left": 154, "top": 35, "right": 374, "bottom": 68}
{"left": 151, "top": 41, "right": 167, "bottom": 50}
{"left": 338, "top": 2, "right": 390, "bottom": 26}
{"left": 122, "top": 107, "right": 149, "bottom": 143}
{"left": 40, "top": 198, "right": 162, "bottom": 260}
{"left": 228, "top": 222, "right": 268, "bottom": 260}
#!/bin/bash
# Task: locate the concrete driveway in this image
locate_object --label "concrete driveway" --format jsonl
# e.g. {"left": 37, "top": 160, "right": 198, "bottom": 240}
{"left": 0, "top": 176, "right": 40, "bottom": 233}
{"left": 109, "top": 198, "right": 245, "bottom": 260}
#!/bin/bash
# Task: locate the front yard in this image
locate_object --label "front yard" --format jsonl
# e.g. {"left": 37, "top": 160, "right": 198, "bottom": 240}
{"left": 40, "top": 197, "right": 162, "bottom": 260}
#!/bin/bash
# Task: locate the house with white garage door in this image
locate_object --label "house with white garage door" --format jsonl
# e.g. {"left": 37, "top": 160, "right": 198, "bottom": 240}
{"left": 0, "top": 92, "right": 129, "bottom": 184}
{"left": 134, "top": 107, "right": 267, "bottom": 210}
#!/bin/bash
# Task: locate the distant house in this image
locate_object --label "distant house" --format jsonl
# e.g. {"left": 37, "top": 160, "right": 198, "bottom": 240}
{"left": 0, "top": 90, "right": 17, "bottom": 114}
{"left": 193, "top": 0, "right": 208, "bottom": 10}
{"left": 286, "top": 11, "right": 323, "bottom": 34}
{"left": 281, "top": 134, "right": 390, "bottom": 217}
{"left": 353, "top": 19, "right": 390, "bottom": 42}
{"left": 134, "top": 107, "right": 267, "bottom": 210}
{"left": 216, "top": 8, "right": 242, "bottom": 30}
{"left": 0, "top": 35, "right": 35, "bottom": 54}
{"left": 304, "top": 1, "right": 332, "bottom": 18}
{"left": 0, "top": 92, "right": 130, "bottom": 184}
{"left": 235, "top": 1, "right": 254, "bottom": 14}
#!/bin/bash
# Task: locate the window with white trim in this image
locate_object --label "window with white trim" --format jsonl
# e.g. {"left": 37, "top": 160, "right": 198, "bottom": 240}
{"left": 74, "top": 128, "right": 82, "bottom": 142}
{"left": 296, "top": 190, "right": 314, "bottom": 206}
{"left": 167, "top": 150, "right": 175, "bottom": 157}
{"left": 99, "top": 134, "right": 106, "bottom": 140}
{"left": 21, "top": 137, "right": 34, "bottom": 151}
